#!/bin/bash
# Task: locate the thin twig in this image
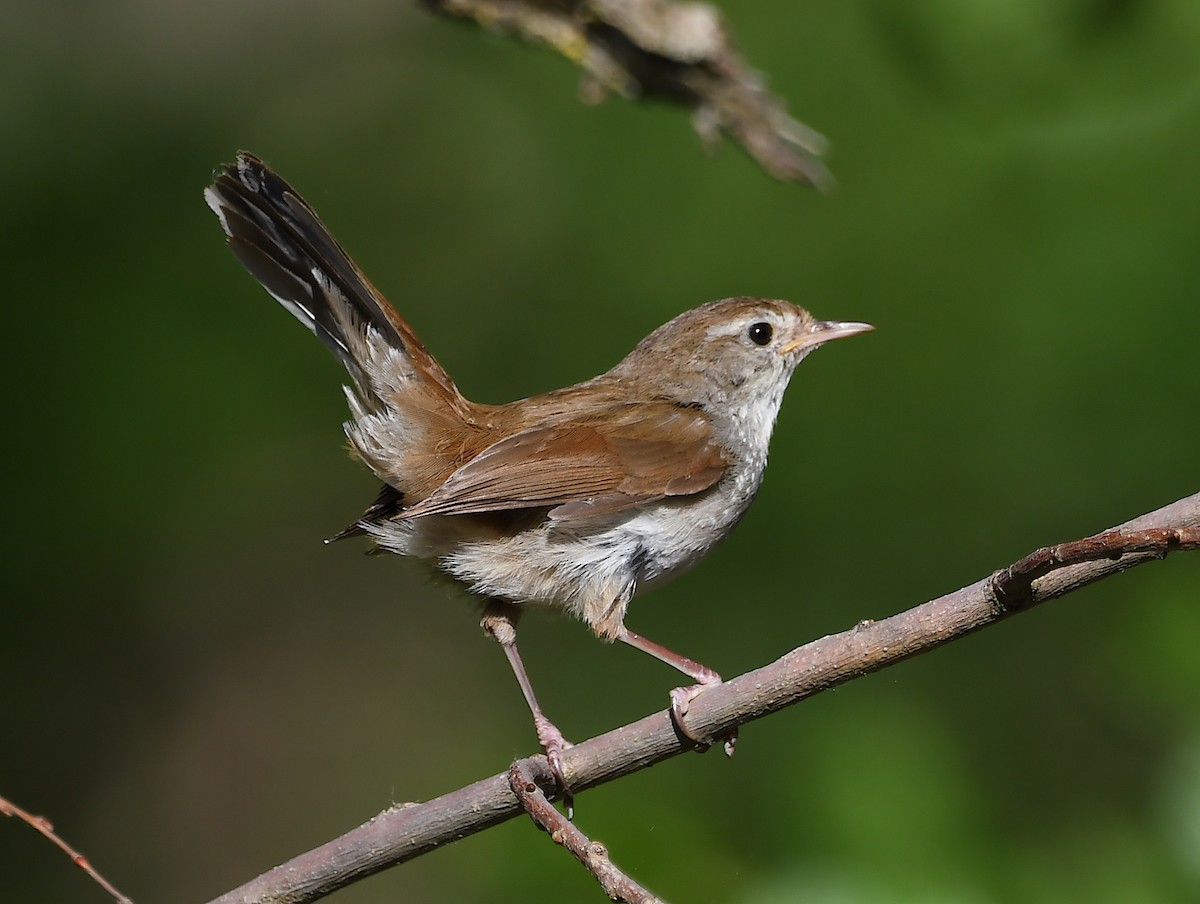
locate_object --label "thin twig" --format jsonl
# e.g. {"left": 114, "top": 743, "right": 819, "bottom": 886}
{"left": 423, "top": 0, "right": 831, "bottom": 187}
{"left": 1, "top": 794, "right": 134, "bottom": 904}
{"left": 206, "top": 490, "right": 1199, "bottom": 904}
{"left": 507, "top": 762, "right": 665, "bottom": 903}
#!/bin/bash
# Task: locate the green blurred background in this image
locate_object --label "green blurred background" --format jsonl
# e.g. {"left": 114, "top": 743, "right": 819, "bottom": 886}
{"left": 3, "top": 1, "right": 1199, "bottom": 901}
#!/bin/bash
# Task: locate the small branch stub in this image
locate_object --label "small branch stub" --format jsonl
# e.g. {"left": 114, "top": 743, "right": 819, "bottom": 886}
{"left": 991, "top": 527, "right": 1198, "bottom": 610}
{"left": 507, "top": 762, "right": 665, "bottom": 904}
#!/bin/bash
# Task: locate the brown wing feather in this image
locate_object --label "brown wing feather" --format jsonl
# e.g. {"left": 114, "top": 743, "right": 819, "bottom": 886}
{"left": 398, "top": 403, "right": 729, "bottom": 521}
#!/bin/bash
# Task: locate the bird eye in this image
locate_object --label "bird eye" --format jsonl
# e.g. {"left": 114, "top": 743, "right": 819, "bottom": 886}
{"left": 747, "top": 322, "right": 773, "bottom": 346}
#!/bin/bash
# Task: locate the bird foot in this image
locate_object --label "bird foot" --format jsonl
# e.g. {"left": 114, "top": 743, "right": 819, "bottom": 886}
{"left": 534, "top": 714, "right": 575, "bottom": 818}
{"left": 669, "top": 673, "right": 737, "bottom": 756}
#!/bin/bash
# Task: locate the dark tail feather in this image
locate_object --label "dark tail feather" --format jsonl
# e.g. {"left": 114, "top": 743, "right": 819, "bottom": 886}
{"left": 205, "top": 152, "right": 460, "bottom": 404}
{"left": 325, "top": 483, "right": 406, "bottom": 544}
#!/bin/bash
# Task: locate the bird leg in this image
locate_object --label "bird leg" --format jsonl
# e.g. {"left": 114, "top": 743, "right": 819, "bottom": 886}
{"left": 617, "top": 626, "right": 737, "bottom": 756}
{"left": 480, "top": 601, "right": 575, "bottom": 816}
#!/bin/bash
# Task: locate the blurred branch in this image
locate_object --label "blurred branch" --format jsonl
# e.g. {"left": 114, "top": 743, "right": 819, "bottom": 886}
{"left": 508, "top": 761, "right": 664, "bottom": 903}
{"left": 422, "top": 0, "right": 832, "bottom": 188}
{"left": 206, "top": 490, "right": 1199, "bottom": 904}
{"left": 0, "top": 794, "right": 133, "bottom": 904}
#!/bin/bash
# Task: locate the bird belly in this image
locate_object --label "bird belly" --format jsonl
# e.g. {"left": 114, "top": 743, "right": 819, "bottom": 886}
{"left": 361, "top": 460, "right": 762, "bottom": 638}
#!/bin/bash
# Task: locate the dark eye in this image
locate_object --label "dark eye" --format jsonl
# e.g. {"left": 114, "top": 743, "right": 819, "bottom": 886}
{"left": 747, "top": 322, "right": 773, "bottom": 346}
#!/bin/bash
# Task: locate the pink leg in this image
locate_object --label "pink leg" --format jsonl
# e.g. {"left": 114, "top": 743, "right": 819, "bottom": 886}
{"left": 481, "top": 601, "right": 574, "bottom": 816}
{"left": 617, "top": 627, "right": 737, "bottom": 756}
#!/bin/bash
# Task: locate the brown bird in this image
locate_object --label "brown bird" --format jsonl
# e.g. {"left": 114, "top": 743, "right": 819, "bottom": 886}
{"left": 205, "top": 152, "right": 871, "bottom": 808}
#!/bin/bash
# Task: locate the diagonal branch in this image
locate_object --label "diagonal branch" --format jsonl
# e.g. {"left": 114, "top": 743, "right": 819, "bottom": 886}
{"left": 206, "top": 491, "right": 1199, "bottom": 904}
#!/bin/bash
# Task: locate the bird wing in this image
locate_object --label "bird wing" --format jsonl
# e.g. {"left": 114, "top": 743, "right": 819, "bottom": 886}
{"left": 397, "top": 403, "right": 729, "bottom": 521}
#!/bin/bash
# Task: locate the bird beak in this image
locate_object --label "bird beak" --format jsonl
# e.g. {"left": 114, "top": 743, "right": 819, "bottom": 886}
{"left": 781, "top": 319, "right": 874, "bottom": 355}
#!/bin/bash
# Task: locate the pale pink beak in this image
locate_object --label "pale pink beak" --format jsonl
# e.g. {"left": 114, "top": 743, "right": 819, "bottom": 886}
{"left": 782, "top": 319, "right": 874, "bottom": 354}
